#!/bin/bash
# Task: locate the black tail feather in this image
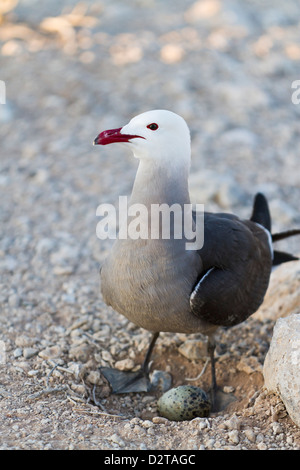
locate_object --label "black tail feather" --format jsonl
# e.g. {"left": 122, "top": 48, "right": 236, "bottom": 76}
{"left": 272, "top": 229, "right": 300, "bottom": 242}
{"left": 251, "top": 193, "right": 271, "bottom": 231}
{"left": 251, "top": 193, "right": 300, "bottom": 266}
{"left": 273, "top": 250, "right": 299, "bottom": 266}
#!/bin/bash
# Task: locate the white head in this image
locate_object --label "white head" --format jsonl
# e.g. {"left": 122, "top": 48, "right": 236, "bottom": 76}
{"left": 94, "top": 110, "right": 191, "bottom": 169}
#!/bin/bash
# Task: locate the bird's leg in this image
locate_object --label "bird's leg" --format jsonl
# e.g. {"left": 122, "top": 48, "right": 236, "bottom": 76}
{"left": 207, "top": 334, "right": 236, "bottom": 412}
{"left": 100, "top": 332, "right": 159, "bottom": 394}
{"left": 141, "top": 331, "right": 160, "bottom": 374}
{"left": 207, "top": 335, "right": 217, "bottom": 407}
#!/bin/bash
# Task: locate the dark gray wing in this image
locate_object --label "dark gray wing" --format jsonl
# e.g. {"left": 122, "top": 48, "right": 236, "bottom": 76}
{"left": 190, "top": 212, "right": 272, "bottom": 327}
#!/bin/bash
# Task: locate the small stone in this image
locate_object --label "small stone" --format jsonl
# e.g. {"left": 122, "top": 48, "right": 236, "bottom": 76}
{"left": 244, "top": 428, "right": 256, "bottom": 443}
{"left": 8, "top": 293, "right": 20, "bottom": 308}
{"left": 101, "top": 350, "right": 113, "bottom": 363}
{"left": 15, "top": 335, "right": 34, "bottom": 348}
{"left": 13, "top": 348, "right": 23, "bottom": 358}
{"left": 141, "top": 420, "right": 154, "bottom": 428}
{"left": 198, "top": 418, "right": 210, "bottom": 430}
{"left": 38, "top": 345, "right": 62, "bottom": 360}
{"left": 271, "top": 422, "right": 283, "bottom": 435}
{"left": 228, "top": 430, "right": 240, "bottom": 445}
{"left": 53, "top": 265, "right": 75, "bottom": 276}
{"left": 223, "top": 385, "right": 235, "bottom": 394}
{"left": 130, "top": 417, "right": 141, "bottom": 425}
{"left": 224, "top": 414, "right": 241, "bottom": 430}
{"left": 132, "top": 425, "right": 143, "bottom": 434}
{"left": 23, "top": 348, "right": 38, "bottom": 359}
{"left": 67, "top": 362, "right": 86, "bottom": 380}
{"left": 139, "top": 443, "right": 148, "bottom": 450}
{"left": 256, "top": 433, "right": 264, "bottom": 443}
{"left": 71, "top": 383, "right": 86, "bottom": 396}
{"left": 152, "top": 416, "right": 170, "bottom": 425}
{"left": 237, "top": 356, "right": 262, "bottom": 374}
{"left": 69, "top": 344, "right": 91, "bottom": 362}
{"left": 205, "top": 438, "right": 216, "bottom": 449}
{"left": 114, "top": 358, "right": 135, "bottom": 371}
{"left": 257, "top": 441, "right": 267, "bottom": 450}
{"left": 86, "top": 370, "right": 101, "bottom": 385}
{"left": 109, "top": 433, "right": 125, "bottom": 447}
{"left": 178, "top": 339, "right": 207, "bottom": 360}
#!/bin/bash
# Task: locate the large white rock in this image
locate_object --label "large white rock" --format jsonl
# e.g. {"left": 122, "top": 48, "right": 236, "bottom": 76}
{"left": 263, "top": 313, "right": 300, "bottom": 427}
{"left": 253, "top": 260, "right": 300, "bottom": 322}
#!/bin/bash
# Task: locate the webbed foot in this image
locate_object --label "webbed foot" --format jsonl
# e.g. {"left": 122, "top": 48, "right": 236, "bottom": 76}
{"left": 100, "top": 332, "right": 159, "bottom": 394}
{"left": 100, "top": 367, "right": 151, "bottom": 394}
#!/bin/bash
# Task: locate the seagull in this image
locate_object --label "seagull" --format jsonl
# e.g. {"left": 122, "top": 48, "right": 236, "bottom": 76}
{"left": 94, "top": 110, "right": 300, "bottom": 410}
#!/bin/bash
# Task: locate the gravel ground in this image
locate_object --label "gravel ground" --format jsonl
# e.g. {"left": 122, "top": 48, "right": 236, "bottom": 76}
{"left": 0, "top": 0, "right": 300, "bottom": 450}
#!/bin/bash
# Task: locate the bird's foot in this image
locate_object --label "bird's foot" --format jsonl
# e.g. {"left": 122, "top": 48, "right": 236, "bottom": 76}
{"left": 100, "top": 367, "right": 151, "bottom": 394}
{"left": 210, "top": 386, "right": 236, "bottom": 413}
{"left": 100, "top": 332, "right": 160, "bottom": 394}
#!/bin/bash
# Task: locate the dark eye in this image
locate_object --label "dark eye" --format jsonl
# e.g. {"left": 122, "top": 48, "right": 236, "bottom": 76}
{"left": 147, "top": 123, "right": 159, "bottom": 131}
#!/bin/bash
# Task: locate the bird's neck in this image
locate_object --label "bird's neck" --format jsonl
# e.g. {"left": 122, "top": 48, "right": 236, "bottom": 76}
{"left": 130, "top": 159, "right": 190, "bottom": 207}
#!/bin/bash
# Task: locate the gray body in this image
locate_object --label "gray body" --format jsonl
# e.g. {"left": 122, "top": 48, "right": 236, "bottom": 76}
{"left": 100, "top": 158, "right": 272, "bottom": 336}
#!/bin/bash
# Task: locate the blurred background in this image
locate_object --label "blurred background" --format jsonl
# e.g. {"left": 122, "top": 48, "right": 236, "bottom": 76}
{"left": 0, "top": 0, "right": 299, "bottom": 328}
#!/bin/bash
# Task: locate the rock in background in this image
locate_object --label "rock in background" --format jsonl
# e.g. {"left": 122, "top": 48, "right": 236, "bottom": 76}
{"left": 263, "top": 314, "right": 300, "bottom": 428}
{"left": 254, "top": 260, "right": 300, "bottom": 428}
{"left": 254, "top": 260, "right": 300, "bottom": 321}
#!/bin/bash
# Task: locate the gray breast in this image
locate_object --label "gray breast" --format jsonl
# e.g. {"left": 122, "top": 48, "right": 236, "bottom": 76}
{"left": 100, "top": 237, "right": 210, "bottom": 334}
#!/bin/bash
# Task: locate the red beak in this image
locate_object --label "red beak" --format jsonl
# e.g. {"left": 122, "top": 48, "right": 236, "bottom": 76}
{"left": 93, "top": 127, "right": 144, "bottom": 145}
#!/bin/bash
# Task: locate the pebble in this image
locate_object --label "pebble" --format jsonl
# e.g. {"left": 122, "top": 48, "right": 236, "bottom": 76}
{"left": 38, "top": 346, "right": 62, "bottom": 360}
{"left": 224, "top": 414, "right": 241, "bottom": 431}
{"left": 141, "top": 420, "right": 154, "bottom": 429}
{"left": 198, "top": 418, "right": 210, "bottom": 430}
{"left": 114, "top": 358, "right": 135, "bottom": 371}
{"left": 86, "top": 370, "right": 101, "bottom": 385}
{"left": 228, "top": 430, "right": 240, "bottom": 445}
{"left": 257, "top": 442, "right": 268, "bottom": 451}
{"left": 152, "top": 416, "right": 170, "bottom": 425}
{"left": 13, "top": 348, "right": 23, "bottom": 358}
{"left": 23, "top": 348, "right": 38, "bottom": 359}
{"left": 244, "top": 428, "right": 256, "bottom": 443}
{"left": 237, "top": 356, "right": 262, "bottom": 374}
{"left": 109, "top": 433, "right": 125, "bottom": 447}
{"left": 15, "top": 335, "right": 35, "bottom": 348}
{"left": 69, "top": 343, "right": 91, "bottom": 362}
{"left": 178, "top": 338, "right": 207, "bottom": 360}
{"left": 271, "top": 422, "right": 283, "bottom": 435}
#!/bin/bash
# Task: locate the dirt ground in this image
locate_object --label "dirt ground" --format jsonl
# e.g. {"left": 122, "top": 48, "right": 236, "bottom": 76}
{"left": 1, "top": 0, "right": 300, "bottom": 450}
{"left": 1, "top": 300, "right": 300, "bottom": 450}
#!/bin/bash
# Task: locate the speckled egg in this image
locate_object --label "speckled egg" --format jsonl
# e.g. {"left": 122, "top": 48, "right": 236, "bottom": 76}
{"left": 157, "top": 385, "right": 211, "bottom": 421}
